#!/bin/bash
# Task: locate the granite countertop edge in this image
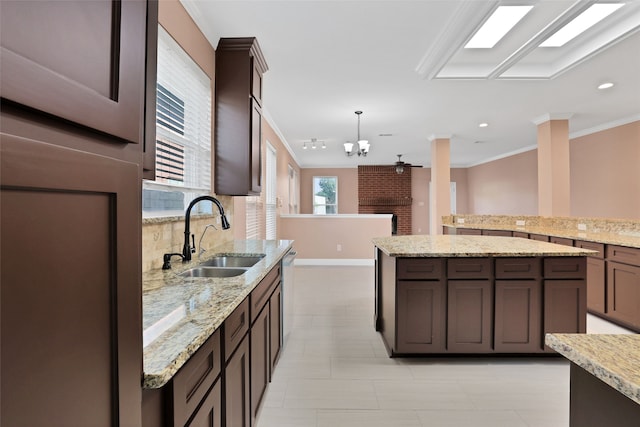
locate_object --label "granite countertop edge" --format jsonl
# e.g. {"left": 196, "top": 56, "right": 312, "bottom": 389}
{"left": 545, "top": 333, "right": 640, "bottom": 405}
{"left": 372, "top": 235, "right": 595, "bottom": 258}
{"left": 142, "top": 239, "right": 294, "bottom": 389}
{"left": 443, "top": 223, "right": 640, "bottom": 249}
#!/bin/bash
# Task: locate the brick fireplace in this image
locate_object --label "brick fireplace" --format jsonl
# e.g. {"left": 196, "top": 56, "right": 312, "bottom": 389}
{"left": 358, "top": 165, "right": 412, "bottom": 235}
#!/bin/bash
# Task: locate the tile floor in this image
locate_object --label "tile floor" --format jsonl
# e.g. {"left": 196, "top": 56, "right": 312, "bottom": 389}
{"left": 256, "top": 265, "right": 634, "bottom": 427}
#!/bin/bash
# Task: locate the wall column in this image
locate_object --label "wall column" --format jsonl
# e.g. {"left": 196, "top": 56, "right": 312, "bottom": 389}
{"left": 533, "top": 114, "right": 572, "bottom": 217}
{"left": 429, "top": 135, "right": 451, "bottom": 234}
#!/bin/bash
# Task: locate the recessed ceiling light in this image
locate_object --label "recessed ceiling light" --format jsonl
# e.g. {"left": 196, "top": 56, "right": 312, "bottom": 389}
{"left": 598, "top": 82, "right": 614, "bottom": 90}
{"left": 465, "top": 5, "right": 534, "bottom": 49}
{"left": 540, "top": 3, "right": 624, "bottom": 47}
{"left": 479, "top": 122, "right": 489, "bottom": 128}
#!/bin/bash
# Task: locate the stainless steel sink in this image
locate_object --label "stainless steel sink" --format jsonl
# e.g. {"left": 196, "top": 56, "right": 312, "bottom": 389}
{"left": 179, "top": 267, "right": 248, "bottom": 278}
{"left": 199, "top": 255, "right": 265, "bottom": 268}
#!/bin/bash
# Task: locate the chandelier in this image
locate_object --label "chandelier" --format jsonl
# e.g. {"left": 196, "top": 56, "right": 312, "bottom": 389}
{"left": 344, "top": 111, "right": 370, "bottom": 157}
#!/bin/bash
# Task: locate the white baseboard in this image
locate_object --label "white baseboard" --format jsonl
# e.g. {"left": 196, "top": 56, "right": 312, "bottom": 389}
{"left": 294, "top": 258, "right": 374, "bottom": 266}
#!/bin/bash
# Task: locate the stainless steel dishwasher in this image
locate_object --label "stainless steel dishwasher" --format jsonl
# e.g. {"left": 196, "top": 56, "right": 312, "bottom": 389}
{"left": 281, "top": 248, "right": 296, "bottom": 346}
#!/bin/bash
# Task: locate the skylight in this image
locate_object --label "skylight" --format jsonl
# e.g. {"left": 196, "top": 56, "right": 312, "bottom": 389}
{"left": 465, "top": 5, "right": 534, "bottom": 49}
{"left": 540, "top": 3, "right": 624, "bottom": 47}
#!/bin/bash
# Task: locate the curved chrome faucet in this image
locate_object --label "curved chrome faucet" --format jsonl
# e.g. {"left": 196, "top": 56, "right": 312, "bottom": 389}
{"left": 183, "top": 196, "right": 230, "bottom": 261}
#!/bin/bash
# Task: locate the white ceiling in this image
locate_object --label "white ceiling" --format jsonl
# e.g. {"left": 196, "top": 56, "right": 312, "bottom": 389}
{"left": 181, "top": 0, "right": 640, "bottom": 168}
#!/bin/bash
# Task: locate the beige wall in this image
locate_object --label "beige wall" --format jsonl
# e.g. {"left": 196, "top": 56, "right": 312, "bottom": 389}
{"left": 466, "top": 149, "right": 539, "bottom": 215}
{"left": 300, "top": 168, "right": 358, "bottom": 214}
{"left": 280, "top": 215, "right": 391, "bottom": 259}
{"left": 570, "top": 121, "right": 640, "bottom": 219}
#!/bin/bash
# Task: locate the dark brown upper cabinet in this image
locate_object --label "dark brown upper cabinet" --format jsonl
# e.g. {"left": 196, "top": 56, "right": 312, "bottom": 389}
{"left": 215, "top": 37, "right": 268, "bottom": 196}
{"left": 0, "top": 0, "right": 152, "bottom": 146}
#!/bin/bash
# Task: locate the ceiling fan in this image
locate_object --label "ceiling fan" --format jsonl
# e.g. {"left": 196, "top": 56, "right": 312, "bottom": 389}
{"left": 392, "top": 154, "right": 422, "bottom": 174}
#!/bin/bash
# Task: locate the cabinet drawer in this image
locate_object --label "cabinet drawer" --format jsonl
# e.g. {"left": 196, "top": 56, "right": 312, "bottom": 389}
{"left": 397, "top": 258, "right": 444, "bottom": 280}
{"left": 529, "top": 234, "right": 549, "bottom": 242}
{"left": 575, "top": 240, "right": 605, "bottom": 259}
{"left": 447, "top": 258, "right": 491, "bottom": 279}
{"left": 171, "top": 329, "right": 221, "bottom": 427}
{"left": 250, "top": 265, "right": 281, "bottom": 323}
{"left": 456, "top": 228, "right": 482, "bottom": 235}
{"left": 224, "top": 298, "right": 249, "bottom": 362}
{"left": 544, "top": 257, "right": 586, "bottom": 279}
{"left": 550, "top": 237, "right": 574, "bottom": 246}
{"left": 495, "top": 258, "right": 541, "bottom": 279}
{"left": 607, "top": 245, "right": 640, "bottom": 266}
{"left": 482, "top": 229, "right": 513, "bottom": 237}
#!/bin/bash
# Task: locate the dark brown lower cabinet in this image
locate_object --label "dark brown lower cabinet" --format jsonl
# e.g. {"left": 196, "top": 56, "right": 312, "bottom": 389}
{"left": 270, "top": 285, "right": 283, "bottom": 371}
{"left": 376, "top": 251, "right": 588, "bottom": 356}
{"left": 225, "top": 335, "right": 250, "bottom": 427}
{"left": 586, "top": 257, "right": 606, "bottom": 314}
{"left": 396, "top": 280, "right": 446, "bottom": 353}
{"left": 494, "top": 281, "right": 541, "bottom": 352}
{"left": 607, "top": 261, "right": 640, "bottom": 328}
{"left": 543, "top": 280, "right": 587, "bottom": 351}
{"left": 447, "top": 280, "right": 493, "bottom": 353}
{"left": 188, "top": 381, "right": 222, "bottom": 427}
{"left": 569, "top": 363, "right": 640, "bottom": 427}
{"left": 250, "top": 304, "right": 270, "bottom": 426}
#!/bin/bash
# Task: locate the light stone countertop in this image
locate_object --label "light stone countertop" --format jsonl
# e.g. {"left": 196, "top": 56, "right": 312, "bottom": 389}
{"left": 372, "top": 235, "right": 595, "bottom": 257}
{"left": 545, "top": 334, "right": 640, "bottom": 405}
{"left": 444, "top": 223, "right": 640, "bottom": 249}
{"left": 142, "top": 239, "right": 294, "bottom": 389}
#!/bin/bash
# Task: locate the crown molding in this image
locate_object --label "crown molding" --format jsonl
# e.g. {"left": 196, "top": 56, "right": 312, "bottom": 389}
{"left": 531, "top": 113, "right": 574, "bottom": 125}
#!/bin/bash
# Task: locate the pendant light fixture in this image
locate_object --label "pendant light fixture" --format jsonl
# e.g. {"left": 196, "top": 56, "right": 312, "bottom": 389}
{"left": 344, "top": 111, "right": 370, "bottom": 157}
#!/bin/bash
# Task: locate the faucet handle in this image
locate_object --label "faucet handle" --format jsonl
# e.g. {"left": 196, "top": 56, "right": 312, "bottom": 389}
{"left": 191, "top": 234, "right": 196, "bottom": 254}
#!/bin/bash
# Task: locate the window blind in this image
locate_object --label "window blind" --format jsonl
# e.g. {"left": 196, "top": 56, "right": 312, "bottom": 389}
{"left": 265, "top": 142, "right": 277, "bottom": 239}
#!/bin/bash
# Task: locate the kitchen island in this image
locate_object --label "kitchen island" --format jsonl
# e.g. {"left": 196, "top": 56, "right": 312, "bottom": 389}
{"left": 373, "top": 235, "right": 594, "bottom": 356}
{"left": 546, "top": 333, "right": 640, "bottom": 427}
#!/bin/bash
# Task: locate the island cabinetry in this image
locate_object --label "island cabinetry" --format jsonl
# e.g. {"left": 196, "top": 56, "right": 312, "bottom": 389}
{"left": 513, "top": 231, "right": 530, "bottom": 239}
{"left": 494, "top": 258, "right": 541, "bottom": 353}
{"left": 376, "top": 248, "right": 587, "bottom": 356}
{"left": 395, "top": 259, "right": 446, "bottom": 353}
{"left": 607, "top": 245, "right": 640, "bottom": 329}
{"left": 447, "top": 258, "right": 493, "bottom": 352}
{"left": 575, "top": 240, "right": 606, "bottom": 315}
{"left": 214, "top": 37, "right": 268, "bottom": 196}
{"left": 249, "top": 265, "right": 282, "bottom": 426}
{"left": 543, "top": 258, "right": 587, "bottom": 351}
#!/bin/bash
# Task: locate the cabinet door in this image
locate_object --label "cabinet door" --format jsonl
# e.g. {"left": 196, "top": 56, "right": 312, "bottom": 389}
{"left": 0, "top": 134, "right": 141, "bottom": 426}
{"left": 250, "top": 100, "right": 262, "bottom": 194}
{"left": 447, "top": 280, "right": 493, "bottom": 352}
{"left": 494, "top": 281, "right": 541, "bottom": 352}
{"left": 250, "top": 306, "right": 270, "bottom": 427}
{"left": 187, "top": 380, "right": 222, "bottom": 427}
{"left": 544, "top": 280, "right": 587, "bottom": 349}
{"left": 396, "top": 281, "right": 446, "bottom": 353}
{"left": 586, "top": 257, "right": 606, "bottom": 314}
{"left": 225, "top": 335, "right": 250, "bottom": 427}
{"left": 270, "top": 284, "right": 283, "bottom": 371}
{"left": 607, "top": 261, "right": 640, "bottom": 328}
{"left": 0, "top": 0, "right": 147, "bottom": 144}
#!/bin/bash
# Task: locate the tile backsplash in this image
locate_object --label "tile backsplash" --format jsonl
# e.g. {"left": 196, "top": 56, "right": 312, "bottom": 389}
{"left": 142, "top": 197, "right": 235, "bottom": 273}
